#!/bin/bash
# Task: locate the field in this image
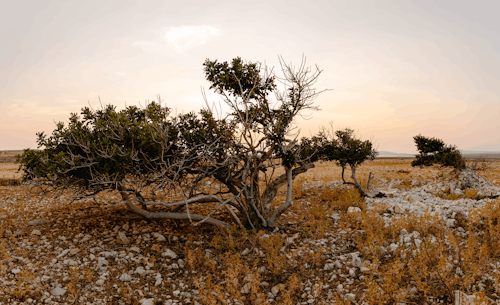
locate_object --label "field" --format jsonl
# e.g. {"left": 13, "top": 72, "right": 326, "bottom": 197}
{"left": 1, "top": 156, "right": 500, "bottom": 304}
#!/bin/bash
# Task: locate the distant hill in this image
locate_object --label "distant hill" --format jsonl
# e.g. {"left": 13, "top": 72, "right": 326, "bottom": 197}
{"left": 376, "top": 150, "right": 500, "bottom": 159}
{"left": 377, "top": 151, "right": 415, "bottom": 157}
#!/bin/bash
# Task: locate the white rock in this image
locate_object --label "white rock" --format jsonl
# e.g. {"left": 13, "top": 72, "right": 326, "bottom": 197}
{"left": 96, "top": 279, "right": 105, "bottom": 286}
{"left": 139, "top": 298, "right": 155, "bottom": 305}
{"left": 156, "top": 234, "right": 166, "bottom": 242}
{"left": 241, "top": 248, "right": 250, "bottom": 256}
{"left": 116, "top": 232, "right": 130, "bottom": 245}
{"left": 11, "top": 268, "right": 21, "bottom": 274}
{"left": 130, "top": 246, "right": 141, "bottom": 253}
{"left": 388, "top": 243, "right": 398, "bottom": 252}
{"left": 241, "top": 283, "right": 252, "bottom": 294}
{"left": 31, "top": 229, "right": 41, "bottom": 236}
{"left": 394, "top": 204, "right": 404, "bottom": 214}
{"left": 80, "top": 234, "right": 92, "bottom": 243}
{"left": 50, "top": 286, "right": 67, "bottom": 296}
{"left": 271, "top": 285, "right": 280, "bottom": 296}
{"left": 360, "top": 266, "right": 370, "bottom": 273}
{"left": 154, "top": 277, "right": 162, "bottom": 286}
{"left": 408, "top": 194, "right": 423, "bottom": 203}
{"left": 347, "top": 207, "right": 361, "bottom": 213}
{"left": 178, "top": 259, "right": 185, "bottom": 268}
{"left": 29, "top": 218, "right": 48, "bottom": 226}
{"left": 173, "top": 290, "right": 181, "bottom": 297}
{"left": 161, "top": 248, "right": 177, "bottom": 259}
{"left": 119, "top": 273, "right": 132, "bottom": 281}
{"left": 135, "top": 267, "right": 146, "bottom": 276}
{"left": 57, "top": 249, "right": 70, "bottom": 258}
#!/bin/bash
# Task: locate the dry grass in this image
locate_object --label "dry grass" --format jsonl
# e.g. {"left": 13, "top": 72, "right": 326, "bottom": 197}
{"left": 1, "top": 158, "right": 500, "bottom": 304}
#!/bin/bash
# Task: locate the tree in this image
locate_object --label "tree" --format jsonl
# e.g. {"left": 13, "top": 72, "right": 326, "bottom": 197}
{"left": 318, "top": 127, "right": 378, "bottom": 196}
{"left": 17, "top": 55, "right": 328, "bottom": 230}
{"left": 411, "top": 135, "right": 465, "bottom": 170}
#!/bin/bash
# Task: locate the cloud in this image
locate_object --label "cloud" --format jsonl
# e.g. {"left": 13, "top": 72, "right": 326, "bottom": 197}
{"left": 165, "top": 26, "right": 221, "bottom": 52}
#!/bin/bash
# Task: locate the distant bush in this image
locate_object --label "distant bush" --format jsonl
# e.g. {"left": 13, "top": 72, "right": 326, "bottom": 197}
{"left": 318, "top": 127, "right": 378, "bottom": 196}
{"left": 411, "top": 135, "right": 465, "bottom": 170}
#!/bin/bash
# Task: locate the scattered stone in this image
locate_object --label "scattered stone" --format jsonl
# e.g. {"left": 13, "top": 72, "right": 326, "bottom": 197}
{"left": 271, "top": 285, "right": 280, "bottom": 296}
{"left": 96, "top": 279, "right": 105, "bottom": 285}
{"left": 70, "top": 248, "right": 80, "bottom": 256}
{"left": 154, "top": 273, "right": 162, "bottom": 286}
{"left": 154, "top": 233, "right": 166, "bottom": 242}
{"left": 140, "top": 299, "right": 155, "bottom": 305}
{"left": 241, "top": 283, "right": 251, "bottom": 294}
{"left": 119, "top": 273, "right": 132, "bottom": 281}
{"left": 130, "top": 246, "right": 141, "bottom": 253}
{"left": 135, "top": 266, "right": 146, "bottom": 276}
{"left": 116, "top": 232, "right": 130, "bottom": 245}
{"left": 31, "top": 229, "right": 41, "bottom": 236}
{"left": 28, "top": 218, "right": 48, "bottom": 226}
{"left": 50, "top": 286, "right": 67, "bottom": 296}
{"left": 407, "top": 194, "right": 423, "bottom": 203}
{"left": 57, "top": 249, "right": 70, "bottom": 258}
{"left": 11, "top": 268, "right": 21, "bottom": 274}
{"left": 80, "top": 234, "right": 92, "bottom": 243}
{"left": 241, "top": 248, "right": 250, "bottom": 255}
{"left": 347, "top": 207, "right": 361, "bottom": 213}
{"left": 161, "top": 248, "right": 178, "bottom": 259}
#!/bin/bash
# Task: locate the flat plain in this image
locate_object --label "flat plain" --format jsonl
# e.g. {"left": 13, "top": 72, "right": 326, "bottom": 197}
{"left": 1, "top": 156, "right": 500, "bottom": 304}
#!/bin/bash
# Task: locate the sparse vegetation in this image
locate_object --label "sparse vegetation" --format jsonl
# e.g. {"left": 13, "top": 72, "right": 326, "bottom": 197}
{"left": 3, "top": 58, "right": 500, "bottom": 304}
{"left": 411, "top": 134, "right": 466, "bottom": 170}
{"left": 2, "top": 157, "right": 500, "bottom": 304}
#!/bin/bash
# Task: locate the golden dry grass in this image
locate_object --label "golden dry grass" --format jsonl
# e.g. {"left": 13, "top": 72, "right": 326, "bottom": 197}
{"left": 1, "top": 157, "right": 500, "bottom": 304}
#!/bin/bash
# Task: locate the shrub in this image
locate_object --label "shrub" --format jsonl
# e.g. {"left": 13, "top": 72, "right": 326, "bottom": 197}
{"left": 17, "top": 55, "right": 328, "bottom": 230}
{"left": 411, "top": 134, "right": 465, "bottom": 170}
{"left": 317, "top": 127, "right": 378, "bottom": 196}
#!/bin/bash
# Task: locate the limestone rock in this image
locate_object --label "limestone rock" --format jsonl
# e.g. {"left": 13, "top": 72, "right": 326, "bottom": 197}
{"left": 29, "top": 218, "right": 48, "bottom": 226}
{"left": 241, "top": 283, "right": 252, "bottom": 294}
{"left": 116, "top": 232, "right": 130, "bottom": 245}
{"left": 130, "top": 246, "right": 141, "bottom": 253}
{"left": 50, "top": 286, "right": 67, "bottom": 296}
{"left": 140, "top": 299, "right": 155, "bottom": 305}
{"left": 161, "top": 248, "right": 177, "bottom": 259}
{"left": 347, "top": 207, "right": 361, "bottom": 213}
{"left": 119, "top": 273, "right": 132, "bottom": 281}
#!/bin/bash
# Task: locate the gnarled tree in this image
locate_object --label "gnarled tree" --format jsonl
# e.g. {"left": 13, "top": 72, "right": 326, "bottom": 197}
{"left": 318, "top": 127, "right": 378, "bottom": 197}
{"left": 411, "top": 134, "right": 465, "bottom": 170}
{"left": 17, "top": 55, "right": 328, "bottom": 230}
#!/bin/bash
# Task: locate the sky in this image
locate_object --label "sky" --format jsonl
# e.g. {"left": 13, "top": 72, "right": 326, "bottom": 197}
{"left": 1, "top": 0, "right": 499, "bottom": 153}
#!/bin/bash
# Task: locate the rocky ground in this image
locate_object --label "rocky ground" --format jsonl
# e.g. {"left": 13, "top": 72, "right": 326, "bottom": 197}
{"left": 1, "top": 161, "right": 500, "bottom": 304}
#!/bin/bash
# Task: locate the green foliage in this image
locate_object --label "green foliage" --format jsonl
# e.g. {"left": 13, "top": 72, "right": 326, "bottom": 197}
{"left": 203, "top": 57, "right": 276, "bottom": 100}
{"left": 411, "top": 134, "right": 465, "bottom": 170}
{"left": 319, "top": 128, "right": 378, "bottom": 169}
{"left": 16, "top": 102, "right": 234, "bottom": 193}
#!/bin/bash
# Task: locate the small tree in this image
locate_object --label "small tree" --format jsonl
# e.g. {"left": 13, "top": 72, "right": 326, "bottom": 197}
{"left": 17, "top": 55, "right": 328, "bottom": 230}
{"left": 318, "top": 127, "right": 378, "bottom": 196}
{"left": 411, "top": 135, "right": 465, "bottom": 170}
